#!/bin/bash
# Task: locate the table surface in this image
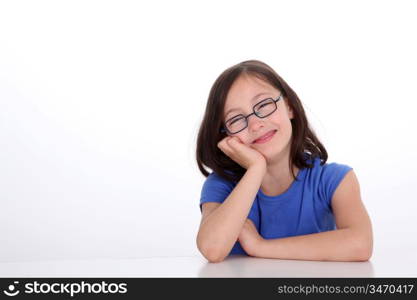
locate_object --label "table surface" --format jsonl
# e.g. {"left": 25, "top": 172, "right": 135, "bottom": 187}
{"left": 0, "top": 252, "right": 415, "bottom": 277}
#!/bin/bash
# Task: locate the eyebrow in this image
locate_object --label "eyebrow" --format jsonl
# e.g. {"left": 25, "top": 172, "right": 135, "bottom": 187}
{"left": 224, "top": 92, "right": 271, "bottom": 118}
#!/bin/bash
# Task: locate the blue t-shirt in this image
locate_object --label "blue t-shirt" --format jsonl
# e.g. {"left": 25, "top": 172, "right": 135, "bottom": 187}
{"left": 199, "top": 157, "right": 353, "bottom": 255}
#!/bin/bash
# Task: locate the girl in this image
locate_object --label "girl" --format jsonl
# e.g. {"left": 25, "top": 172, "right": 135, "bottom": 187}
{"left": 195, "top": 60, "right": 373, "bottom": 263}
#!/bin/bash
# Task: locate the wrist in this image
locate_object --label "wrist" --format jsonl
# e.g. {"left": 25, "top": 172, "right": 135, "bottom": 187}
{"left": 248, "top": 161, "right": 267, "bottom": 174}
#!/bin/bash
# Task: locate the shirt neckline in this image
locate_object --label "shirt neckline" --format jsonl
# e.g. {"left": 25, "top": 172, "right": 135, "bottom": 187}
{"left": 257, "top": 166, "right": 306, "bottom": 201}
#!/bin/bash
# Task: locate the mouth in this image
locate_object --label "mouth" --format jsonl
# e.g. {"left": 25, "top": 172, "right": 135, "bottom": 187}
{"left": 252, "top": 130, "right": 277, "bottom": 144}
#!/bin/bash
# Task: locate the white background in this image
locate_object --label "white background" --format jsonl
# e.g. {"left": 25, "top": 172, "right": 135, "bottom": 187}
{"left": 1, "top": 0, "right": 416, "bottom": 273}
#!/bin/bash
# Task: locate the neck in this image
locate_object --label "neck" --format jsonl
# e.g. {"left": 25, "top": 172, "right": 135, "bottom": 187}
{"left": 261, "top": 144, "right": 299, "bottom": 197}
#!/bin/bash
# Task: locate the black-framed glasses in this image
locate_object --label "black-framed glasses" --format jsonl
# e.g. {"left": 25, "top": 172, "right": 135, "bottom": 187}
{"left": 220, "top": 94, "right": 282, "bottom": 135}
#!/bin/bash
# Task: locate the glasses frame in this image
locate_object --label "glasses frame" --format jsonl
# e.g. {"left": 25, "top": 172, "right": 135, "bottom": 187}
{"left": 220, "top": 94, "right": 282, "bottom": 135}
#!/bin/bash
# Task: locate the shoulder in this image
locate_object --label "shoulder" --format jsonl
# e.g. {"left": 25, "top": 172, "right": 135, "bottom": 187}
{"left": 199, "top": 171, "right": 237, "bottom": 209}
{"left": 307, "top": 156, "right": 353, "bottom": 181}
{"left": 305, "top": 156, "right": 354, "bottom": 207}
{"left": 202, "top": 171, "right": 237, "bottom": 190}
{"left": 322, "top": 160, "right": 352, "bottom": 178}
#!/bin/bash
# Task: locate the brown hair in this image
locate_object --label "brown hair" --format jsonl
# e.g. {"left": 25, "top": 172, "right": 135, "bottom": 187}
{"left": 196, "top": 59, "right": 327, "bottom": 183}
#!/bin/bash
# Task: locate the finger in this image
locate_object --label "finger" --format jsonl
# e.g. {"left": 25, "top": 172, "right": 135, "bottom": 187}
{"left": 217, "top": 136, "right": 233, "bottom": 148}
{"left": 241, "top": 219, "right": 254, "bottom": 230}
{"left": 226, "top": 137, "right": 240, "bottom": 147}
{"left": 217, "top": 138, "right": 234, "bottom": 156}
{"left": 227, "top": 137, "right": 247, "bottom": 152}
{"left": 246, "top": 219, "right": 256, "bottom": 229}
{"left": 246, "top": 218, "right": 254, "bottom": 224}
{"left": 217, "top": 138, "right": 228, "bottom": 151}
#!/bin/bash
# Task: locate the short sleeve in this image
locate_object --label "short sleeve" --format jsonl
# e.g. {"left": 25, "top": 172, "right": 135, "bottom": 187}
{"left": 319, "top": 162, "right": 353, "bottom": 210}
{"left": 199, "top": 172, "right": 235, "bottom": 212}
{"left": 198, "top": 172, "right": 261, "bottom": 257}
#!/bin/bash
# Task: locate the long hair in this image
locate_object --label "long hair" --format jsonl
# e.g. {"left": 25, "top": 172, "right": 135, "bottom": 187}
{"left": 196, "top": 59, "right": 327, "bottom": 183}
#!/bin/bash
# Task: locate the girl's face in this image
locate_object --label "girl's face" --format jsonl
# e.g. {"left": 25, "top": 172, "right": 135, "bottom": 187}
{"left": 223, "top": 74, "right": 294, "bottom": 160}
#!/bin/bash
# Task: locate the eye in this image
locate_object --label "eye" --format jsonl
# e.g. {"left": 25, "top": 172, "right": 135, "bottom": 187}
{"left": 256, "top": 98, "right": 274, "bottom": 110}
{"left": 229, "top": 116, "right": 244, "bottom": 125}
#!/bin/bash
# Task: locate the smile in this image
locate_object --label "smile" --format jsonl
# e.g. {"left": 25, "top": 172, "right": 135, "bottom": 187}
{"left": 252, "top": 130, "right": 277, "bottom": 144}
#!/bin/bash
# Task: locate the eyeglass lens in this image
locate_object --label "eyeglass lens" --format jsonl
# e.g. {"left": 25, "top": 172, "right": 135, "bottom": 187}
{"left": 225, "top": 98, "right": 277, "bottom": 134}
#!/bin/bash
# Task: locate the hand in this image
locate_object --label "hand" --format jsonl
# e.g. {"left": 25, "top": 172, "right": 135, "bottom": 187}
{"left": 217, "top": 136, "right": 266, "bottom": 170}
{"left": 238, "top": 219, "right": 265, "bottom": 257}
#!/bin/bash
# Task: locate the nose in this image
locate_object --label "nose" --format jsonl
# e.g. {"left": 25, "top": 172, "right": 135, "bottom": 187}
{"left": 247, "top": 114, "right": 265, "bottom": 133}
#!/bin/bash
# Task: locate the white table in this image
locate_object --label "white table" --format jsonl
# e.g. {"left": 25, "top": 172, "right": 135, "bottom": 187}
{"left": 0, "top": 250, "right": 415, "bottom": 277}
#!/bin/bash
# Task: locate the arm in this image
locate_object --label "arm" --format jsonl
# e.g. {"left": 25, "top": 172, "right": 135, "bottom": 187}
{"left": 250, "top": 170, "right": 373, "bottom": 261}
{"left": 196, "top": 163, "right": 266, "bottom": 263}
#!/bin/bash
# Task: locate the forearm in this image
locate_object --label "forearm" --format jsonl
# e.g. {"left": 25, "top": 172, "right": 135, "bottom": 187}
{"left": 197, "top": 164, "right": 266, "bottom": 260}
{"left": 255, "top": 228, "right": 373, "bottom": 262}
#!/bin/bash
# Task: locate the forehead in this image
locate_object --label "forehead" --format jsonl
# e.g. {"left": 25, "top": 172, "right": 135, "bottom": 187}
{"left": 223, "top": 74, "right": 279, "bottom": 117}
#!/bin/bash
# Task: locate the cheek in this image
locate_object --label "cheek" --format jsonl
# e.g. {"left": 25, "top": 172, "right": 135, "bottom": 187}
{"left": 271, "top": 116, "right": 293, "bottom": 145}
{"left": 281, "top": 117, "right": 293, "bottom": 131}
{"left": 275, "top": 113, "right": 292, "bottom": 132}
{"left": 234, "top": 133, "right": 249, "bottom": 145}
{"left": 279, "top": 120, "right": 293, "bottom": 142}
{"left": 231, "top": 132, "right": 251, "bottom": 145}
{"left": 277, "top": 112, "right": 291, "bottom": 128}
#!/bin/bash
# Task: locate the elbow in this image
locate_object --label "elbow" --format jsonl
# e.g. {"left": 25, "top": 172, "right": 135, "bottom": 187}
{"left": 356, "top": 243, "right": 373, "bottom": 262}
{"left": 198, "top": 244, "right": 228, "bottom": 263}
{"left": 205, "top": 251, "right": 227, "bottom": 263}
{"left": 352, "top": 234, "right": 373, "bottom": 262}
{"left": 196, "top": 237, "right": 228, "bottom": 263}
